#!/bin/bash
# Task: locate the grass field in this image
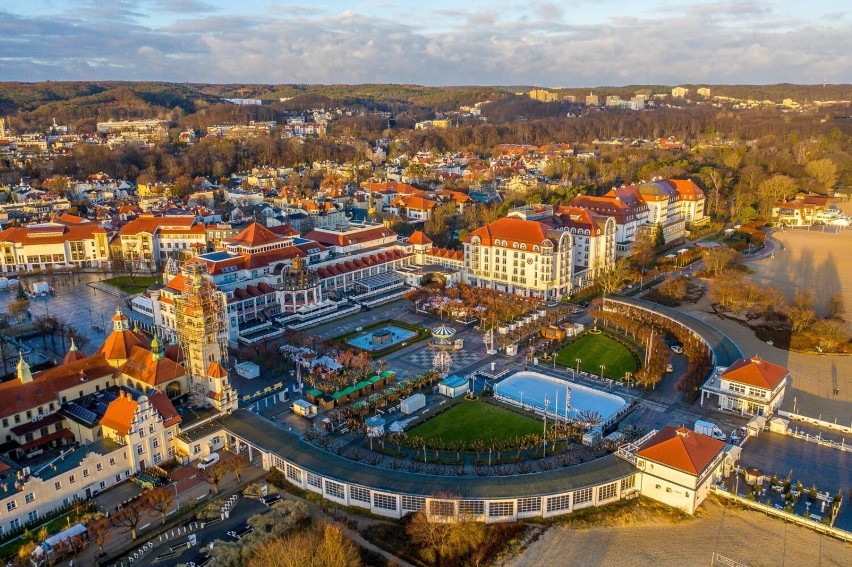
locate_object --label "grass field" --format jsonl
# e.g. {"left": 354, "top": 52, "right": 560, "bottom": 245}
{"left": 103, "top": 275, "right": 160, "bottom": 295}
{"left": 555, "top": 333, "right": 638, "bottom": 379}
{"left": 408, "top": 400, "right": 541, "bottom": 443}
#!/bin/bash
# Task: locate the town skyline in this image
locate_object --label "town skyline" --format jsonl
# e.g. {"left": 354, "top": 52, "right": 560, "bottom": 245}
{"left": 2, "top": 0, "right": 851, "bottom": 85}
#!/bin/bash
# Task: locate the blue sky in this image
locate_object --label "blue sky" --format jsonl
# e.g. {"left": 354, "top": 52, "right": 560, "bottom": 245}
{"left": 2, "top": 1, "right": 850, "bottom": 85}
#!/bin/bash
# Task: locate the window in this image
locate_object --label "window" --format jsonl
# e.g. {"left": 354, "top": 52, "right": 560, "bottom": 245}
{"left": 488, "top": 501, "right": 514, "bottom": 517}
{"left": 306, "top": 472, "right": 322, "bottom": 489}
{"left": 459, "top": 500, "right": 485, "bottom": 516}
{"left": 115, "top": 475, "right": 121, "bottom": 482}
{"left": 193, "top": 444, "right": 201, "bottom": 454}
{"left": 621, "top": 476, "right": 636, "bottom": 491}
{"left": 54, "top": 481, "right": 61, "bottom": 490}
{"left": 139, "top": 429, "right": 145, "bottom": 438}
{"left": 401, "top": 496, "right": 425, "bottom": 512}
{"left": 599, "top": 483, "right": 618, "bottom": 501}
{"left": 6, "top": 501, "right": 16, "bottom": 511}
{"left": 26, "top": 410, "right": 32, "bottom": 419}
{"left": 429, "top": 500, "right": 455, "bottom": 517}
{"left": 372, "top": 493, "right": 397, "bottom": 511}
{"left": 69, "top": 475, "right": 76, "bottom": 484}
{"left": 518, "top": 497, "right": 541, "bottom": 514}
{"left": 136, "top": 445, "right": 144, "bottom": 455}
{"left": 14, "top": 415, "right": 20, "bottom": 424}
{"left": 546, "top": 495, "right": 570, "bottom": 512}
{"left": 350, "top": 486, "right": 370, "bottom": 503}
{"left": 109, "top": 458, "right": 116, "bottom": 466}
{"left": 2, "top": 419, "right": 7, "bottom": 428}
{"left": 125, "top": 470, "right": 131, "bottom": 478}
{"left": 153, "top": 452, "right": 162, "bottom": 464}
{"left": 25, "top": 493, "right": 34, "bottom": 504}
{"left": 10, "top": 519, "right": 19, "bottom": 531}
{"left": 96, "top": 463, "right": 103, "bottom": 472}
{"left": 574, "top": 488, "right": 593, "bottom": 505}
{"left": 325, "top": 481, "right": 345, "bottom": 500}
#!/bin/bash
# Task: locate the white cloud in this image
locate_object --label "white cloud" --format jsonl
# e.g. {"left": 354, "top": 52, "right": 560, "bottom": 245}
{"left": 0, "top": 3, "right": 850, "bottom": 85}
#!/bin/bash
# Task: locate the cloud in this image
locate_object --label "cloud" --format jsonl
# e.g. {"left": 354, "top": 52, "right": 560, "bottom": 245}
{"left": 0, "top": 3, "right": 850, "bottom": 85}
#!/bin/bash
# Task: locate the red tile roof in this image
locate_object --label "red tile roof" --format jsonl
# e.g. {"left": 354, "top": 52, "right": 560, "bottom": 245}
{"left": 119, "top": 214, "right": 196, "bottom": 236}
{"left": 0, "top": 224, "right": 106, "bottom": 246}
{"left": 466, "top": 217, "right": 553, "bottom": 247}
{"left": 722, "top": 356, "right": 789, "bottom": 389}
{"left": 226, "top": 222, "right": 282, "bottom": 248}
{"left": 118, "top": 346, "right": 186, "bottom": 386}
{"left": 99, "top": 327, "right": 147, "bottom": 362}
{"left": 0, "top": 354, "right": 114, "bottom": 419}
{"left": 304, "top": 227, "right": 395, "bottom": 247}
{"left": 206, "top": 361, "right": 229, "bottom": 379}
{"left": 408, "top": 231, "right": 432, "bottom": 245}
{"left": 637, "top": 426, "right": 726, "bottom": 475}
{"left": 100, "top": 390, "right": 137, "bottom": 436}
{"left": 148, "top": 391, "right": 181, "bottom": 428}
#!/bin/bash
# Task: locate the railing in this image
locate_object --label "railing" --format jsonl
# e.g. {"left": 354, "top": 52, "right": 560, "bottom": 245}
{"left": 615, "top": 429, "right": 658, "bottom": 465}
{"left": 712, "top": 488, "right": 852, "bottom": 543}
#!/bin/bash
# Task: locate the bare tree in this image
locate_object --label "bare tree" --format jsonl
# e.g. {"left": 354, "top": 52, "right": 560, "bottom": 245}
{"left": 226, "top": 453, "right": 250, "bottom": 483}
{"left": 595, "top": 258, "right": 631, "bottom": 296}
{"left": 200, "top": 461, "right": 228, "bottom": 494}
{"left": 814, "top": 319, "right": 847, "bottom": 352}
{"left": 805, "top": 158, "right": 838, "bottom": 193}
{"left": 146, "top": 486, "right": 175, "bottom": 524}
{"left": 88, "top": 517, "right": 112, "bottom": 556}
{"left": 112, "top": 500, "right": 148, "bottom": 540}
{"left": 703, "top": 246, "right": 737, "bottom": 276}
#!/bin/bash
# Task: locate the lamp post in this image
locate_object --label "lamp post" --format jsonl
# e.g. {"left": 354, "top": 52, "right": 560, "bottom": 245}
{"left": 599, "top": 364, "right": 606, "bottom": 381}
{"left": 575, "top": 358, "right": 581, "bottom": 378}
{"left": 543, "top": 395, "right": 550, "bottom": 458}
{"left": 171, "top": 481, "right": 180, "bottom": 511}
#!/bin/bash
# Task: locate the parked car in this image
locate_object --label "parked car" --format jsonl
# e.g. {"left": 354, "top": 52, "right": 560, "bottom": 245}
{"left": 671, "top": 345, "right": 683, "bottom": 354}
{"left": 197, "top": 453, "right": 220, "bottom": 470}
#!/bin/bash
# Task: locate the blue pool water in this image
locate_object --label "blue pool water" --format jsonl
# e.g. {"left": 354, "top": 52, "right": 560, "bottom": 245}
{"left": 346, "top": 326, "right": 417, "bottom": 351}
{"left": 495, "top": 371, "right": 626, "bottom": 424}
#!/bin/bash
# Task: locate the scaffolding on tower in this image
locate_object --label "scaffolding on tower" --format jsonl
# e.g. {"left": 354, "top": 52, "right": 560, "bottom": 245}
{"left": 174, "top": 261, "right": 231, "bottom": 408}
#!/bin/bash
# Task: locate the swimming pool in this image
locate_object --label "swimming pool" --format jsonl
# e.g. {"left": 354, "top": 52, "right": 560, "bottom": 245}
{"left": 494, "top": 371, "right": 627, "bottom": 426}
{"left": 346, "top": 325, "right": 417, "bottom": 352}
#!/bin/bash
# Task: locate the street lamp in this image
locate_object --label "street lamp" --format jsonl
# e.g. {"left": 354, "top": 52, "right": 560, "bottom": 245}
{"left": 575, "top": 358, "right": 581, "bottom": 378}
{"left": 599, "top": 364, "right": 606, "bottom": 380}
{"left": 171, "top": 481, "right": 180, "bottom": 511}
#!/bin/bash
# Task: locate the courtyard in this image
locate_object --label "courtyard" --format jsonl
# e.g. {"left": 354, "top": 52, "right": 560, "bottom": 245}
{"left": 407, "top": 399, "right": 542, "bottom": 444}
{"left": 554, "top": 332, "right": 639, "bottom": 379}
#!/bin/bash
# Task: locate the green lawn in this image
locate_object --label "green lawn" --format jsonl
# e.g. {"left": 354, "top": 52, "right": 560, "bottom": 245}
{"left": 408, "top": 400, "right": 541, "bottom": 443}
{"left": 555, "top": 333, "right": 639, "bottom": 379}
{"left": 103, "top": 275, "right": 160, "bottom": 295}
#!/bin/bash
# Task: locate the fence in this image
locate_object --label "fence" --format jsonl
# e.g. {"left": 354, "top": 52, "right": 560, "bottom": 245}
{"left": 712, "top": 488, "right": 852, "bottom": 543}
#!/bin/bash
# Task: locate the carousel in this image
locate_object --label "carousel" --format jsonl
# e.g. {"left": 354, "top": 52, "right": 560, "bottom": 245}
{"left": 429, "top": 324, "right": 463, "bottom": 350}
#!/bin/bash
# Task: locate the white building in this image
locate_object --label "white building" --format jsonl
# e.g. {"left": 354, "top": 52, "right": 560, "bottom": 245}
{"left": 700, "top": 355, "right": 789, "bottom": 417}
{"left": 117, "top": 214, "right": 207, "bottom": 269}
{"left": 635, "top": 426, "right": 729, "bottom": 514}
{"left": 0, "top": 223, "right": 109, "bottom": 273}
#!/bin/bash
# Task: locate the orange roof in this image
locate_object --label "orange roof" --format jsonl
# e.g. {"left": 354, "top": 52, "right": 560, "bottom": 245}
{"left": 119, "top": 214, "right": 196, "bottom": 236}
{"left": 0, "top": 223, "right": 106, "bottom": 246}
{"left": 637, "top": 426, "right": 726, "bottom": 475}
{"left": 99, "top": 328, "right": 147, "bottom": 362}
{"left": 408, "top": 231, "right": 432, "bottom": 245}
{"left": 721, "top": 356, "right": 788, "bottom": 389}
{"left": 118, "top": 345, "right": 186, "bottom": 386}
{"left": 466, "top": 217, "right": 552, "bottom": 247}
{"left": 57, "top": 213, "right": 88, "bottom": 224}
{"left": 148, "top": 391, "right": 181, "bottom": 428}
{"left": 207, "top": 361, "right": 229, "bottom": 379}
{"left": 63, "top": 341, "right": 87, "bottom": 364}
{"left": 664, "top": 179, "right": 705, "bottom": 201}
{"left": 304, "top": 227, "right": 394, "bottom": 247}
{"left": 0, "top": 354, "right": 114, "bottom": 418}
{"left": 226, "top": 222, "right": 282, "bottom": 248}
{"left": 100, "top": 390, "right": 138, "bottom": 436}
{"left": 392, "top": 195, "right": 437, "bottom": 211}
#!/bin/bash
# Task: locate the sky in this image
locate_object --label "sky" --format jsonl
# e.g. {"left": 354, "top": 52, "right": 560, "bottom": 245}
{"left": 1, "top": 0, "right": 850, "bottom": 86}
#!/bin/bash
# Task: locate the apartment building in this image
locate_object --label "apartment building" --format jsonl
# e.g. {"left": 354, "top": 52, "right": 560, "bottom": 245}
{"left": 0, "top": 223, "right": 109, "bottom": 273}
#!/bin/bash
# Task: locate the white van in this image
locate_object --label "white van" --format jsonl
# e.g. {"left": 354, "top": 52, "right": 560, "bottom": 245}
{"left": 197, "top": 453, "right": 220, "bottom": 470}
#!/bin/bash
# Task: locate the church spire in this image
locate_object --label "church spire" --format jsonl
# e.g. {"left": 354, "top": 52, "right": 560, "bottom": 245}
{"left": 16, "top": 351, "right": 32, "bottom": 384}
